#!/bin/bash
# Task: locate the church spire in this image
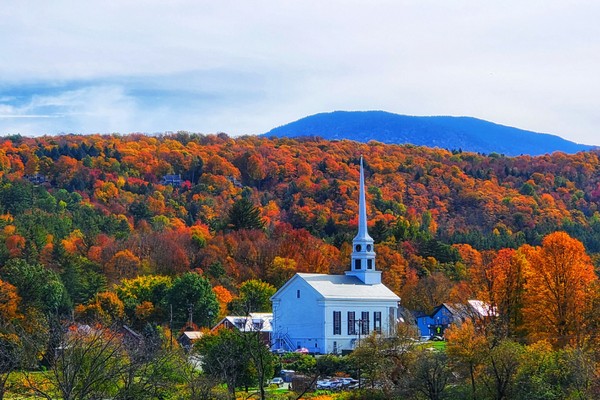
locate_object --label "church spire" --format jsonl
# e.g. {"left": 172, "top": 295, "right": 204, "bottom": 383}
{"left": 346, "top": 156, "right": 381, "bottom": 285}
{"left": 355, "top": 157, "right": 373, "bottom": 243}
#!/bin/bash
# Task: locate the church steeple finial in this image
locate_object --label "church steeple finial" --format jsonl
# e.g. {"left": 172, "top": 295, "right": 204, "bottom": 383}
{"left": 346, "top": 156, "right": 381, "bottom": 285}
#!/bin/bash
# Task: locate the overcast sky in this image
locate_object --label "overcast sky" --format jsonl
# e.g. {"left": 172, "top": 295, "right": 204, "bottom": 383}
{"left": 1, "top": 1, "right": 599, "bottom": 145}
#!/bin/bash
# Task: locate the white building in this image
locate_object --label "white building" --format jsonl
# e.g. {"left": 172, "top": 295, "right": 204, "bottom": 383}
{"left": 211, "top": 313, "right": 273, "bottom": 346}
{"left": 271, "top": 158, "right": 401, "bottom": 354}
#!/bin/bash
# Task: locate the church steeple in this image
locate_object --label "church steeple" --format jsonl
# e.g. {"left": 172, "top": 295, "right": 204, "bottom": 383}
{"left": 355, "top": 157, "right": 373, "bottom": 243}
{"left": 346, "top": 157, "right": 381, "bottom": 285}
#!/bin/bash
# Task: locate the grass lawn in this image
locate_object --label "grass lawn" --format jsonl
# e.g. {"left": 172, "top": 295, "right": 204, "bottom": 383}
{"left": 4, "top": 371, "right": 54, "bottom": 399}
{"left": 418, "top": 340, "right": 447, "bottom": 352}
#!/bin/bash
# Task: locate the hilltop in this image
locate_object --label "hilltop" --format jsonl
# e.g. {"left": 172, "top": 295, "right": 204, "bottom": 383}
{"left": 264, "top": 111, "right": 594, "bottom": 156}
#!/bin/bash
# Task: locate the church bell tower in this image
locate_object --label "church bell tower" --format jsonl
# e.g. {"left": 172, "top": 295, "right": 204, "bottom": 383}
{"left": 345, "top": 157, "right": 382, "bottom": 285}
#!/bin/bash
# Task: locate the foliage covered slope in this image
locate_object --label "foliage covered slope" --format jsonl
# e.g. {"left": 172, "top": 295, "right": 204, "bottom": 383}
{"left": 0, "top": 132, "right": 599, "bottom": 326}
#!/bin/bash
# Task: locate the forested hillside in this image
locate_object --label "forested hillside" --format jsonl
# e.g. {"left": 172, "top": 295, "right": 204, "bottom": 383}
{"left": 264, "top": 111, "right": 596, "bottom": 156}
{"left": 0, "top": 132, "right": 599, "bottom": 328}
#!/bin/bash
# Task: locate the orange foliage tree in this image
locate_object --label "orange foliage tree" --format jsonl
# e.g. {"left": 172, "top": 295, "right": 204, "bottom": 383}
{"left": 522, "top": 232, "right": 597, "bottom": 347}
{"left": 446, "top": 319, "right": 487, "bottom": 398}
{"left": 488, "top": 248, "right": 528, "bottom": 338}
{"left": 105, "top": 249, "right": 142, "bottom": 283}
{"left": 0, "top": 279, "right": 21, "bottom": 322}
{"left": 213, "top": 285, "right": 233, "bottom": 318}
{"left": 75, "top": 291, "right": 125, "bottom": 325}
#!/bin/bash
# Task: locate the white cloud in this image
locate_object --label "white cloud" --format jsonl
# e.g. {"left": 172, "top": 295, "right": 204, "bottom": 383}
{"left": 0, "top": 1, "right": 599, "bottom": 144}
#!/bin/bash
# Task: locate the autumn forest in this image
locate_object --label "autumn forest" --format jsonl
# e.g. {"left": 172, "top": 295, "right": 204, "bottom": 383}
{"left": 1, "top": 132, "right": 600, "bottom": 398}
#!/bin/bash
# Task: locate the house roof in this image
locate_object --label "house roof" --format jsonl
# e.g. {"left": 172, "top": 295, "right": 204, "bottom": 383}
{"left": 213, "top": 313, "right": 273, "bottom": 333}
{"left": 291, "top": 273, "right": 400, "bottom": 301}
{"left": 441, "top": 303, "right": 469, "bottom": 318}
{"left": 179, "top": 331, "right": 203, "bottom": 341}
{"left": 431, "top": 300, "right": 496, "bottom": 320}
{"left": 467, "top": 300, "right": 497, "bottom": 317}
{"left": 120, "top": 324, "right": 143, "bottom": 341}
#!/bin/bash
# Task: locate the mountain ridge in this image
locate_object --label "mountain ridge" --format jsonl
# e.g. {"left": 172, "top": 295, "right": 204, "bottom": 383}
{"left": 263, "top": 111, "right": 595, "bottom": 156}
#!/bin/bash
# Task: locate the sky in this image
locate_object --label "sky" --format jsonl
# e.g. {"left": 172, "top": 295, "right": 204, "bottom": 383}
{"left": 1, "top": 1, "right": 599, "bottom": 145}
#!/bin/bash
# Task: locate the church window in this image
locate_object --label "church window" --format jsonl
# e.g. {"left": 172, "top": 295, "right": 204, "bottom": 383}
{"left": 355, "top": 244, "right": 362, "bottom": 252}
{"left": 374, "top": 312, "right": 382, "bottom": 333}
{"left": 297, "top": 289, "right": 300, "bottom": 298}
{"left": 367, "top": 259, "right": 373, "bottom": 269}
{"left": 354, "top": 259, "right": 361, "bottom": 270}
{"left": 333, "top": 311, "right": 341, "bottom": 335}
{"left": 361, "top": 311, "right": 369, "bottom": 335}
{"left": 367, "top": 244, "right": 372, "bottom": 251}
{"left": 348, "top": 311, "right": 356, "bottom": 335}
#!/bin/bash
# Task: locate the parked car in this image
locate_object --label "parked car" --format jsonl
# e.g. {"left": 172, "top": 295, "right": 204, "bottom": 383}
{"left": 280, "top": 369, "right": 295, "bottom": 382}
{"left": 270, "top": 377, "right": 284, "bottom": 387}
{"left": 341, "top": 378, "right": 359, "bottom": 386}
{"left": 316, "top": 380, "right": 332, "bottom": 389}
{"left": 329, "top": 380, "right": 344, "bottom": 390}
{"left": 316, "top": 378, "right": 350, "bottom": 391}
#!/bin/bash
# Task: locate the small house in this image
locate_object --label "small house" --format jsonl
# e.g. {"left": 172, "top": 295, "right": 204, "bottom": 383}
{"left": 161, "top": 174, "right": 183, "bottom": 186}
{"left": 178, "top": 331, "right": 203, "bottom": 352}
{"left": 25, "top": 173, "right": 47, "bottom": 184}
{"left": 415, "top": 300, "right": 496, "bottom": 338}
{"left": 212, "top": 313, "right": 273, "bottom": 346}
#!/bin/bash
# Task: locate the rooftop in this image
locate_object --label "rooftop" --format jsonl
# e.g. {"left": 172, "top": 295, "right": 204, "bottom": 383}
{"left": 297, "top": 273, "right": 400, "bottom": 301}
{"left": 214, "top": 313, "right": 273, "bottom": 332}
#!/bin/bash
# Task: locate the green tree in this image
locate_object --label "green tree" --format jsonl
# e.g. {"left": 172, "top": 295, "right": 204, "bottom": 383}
{"left": 115, "top": 275, "right": 173, "bottom": 323}
{"left": 227, "top": 198, "right": 264, "bottom": 231}
{"left": 227, "top": 279, "right": 276, "bottom": 315}
{"left": 479, "top": 339, "right": 524, "bottom": 400}
{"left": 242, "top": 329, "right": 275, "bottom": 400}
{"left": 60, "top": 256, "right": 107, "bottom": 305}
{"left": 514, "top": 342, "right": 595, "bottom": 400}
{"left": 166, "top": 272, "right": 218, "bottom": 328}
{"left": 195, "top": 328, "right": 253, "bottom": 400}
{"left": 409, "top": 350, "right": 451, "bottom": 400}
{"left": 0, "top": 258, "right": 69, "bottom": 314}
{"left": 349, "top": 323, "right": 418, "bottom": 396}
{"left": 115, "top": 327, "right": 183, "bottom": 400}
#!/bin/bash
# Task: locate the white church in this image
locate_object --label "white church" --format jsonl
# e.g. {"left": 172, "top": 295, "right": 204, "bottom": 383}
{"left": 271, "top": 158, "right": 401, "bottom": 354}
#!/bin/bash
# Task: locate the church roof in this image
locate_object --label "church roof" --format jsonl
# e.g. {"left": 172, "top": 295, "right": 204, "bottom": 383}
{"left": 295, "top": 273, "right": 400, "bottom": 301}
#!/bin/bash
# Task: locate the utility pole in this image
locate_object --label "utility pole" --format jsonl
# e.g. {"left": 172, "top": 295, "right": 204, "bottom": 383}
{"left": 355, "top": 319, "right": 363, "bottom": 389}
{"left": 169, "top": 304, "right": 173, "bottom": 349}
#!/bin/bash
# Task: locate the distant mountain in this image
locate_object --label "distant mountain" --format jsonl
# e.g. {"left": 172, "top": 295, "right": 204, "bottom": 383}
{"left": 263, "top": 111, "right": 595, "bottom": 156}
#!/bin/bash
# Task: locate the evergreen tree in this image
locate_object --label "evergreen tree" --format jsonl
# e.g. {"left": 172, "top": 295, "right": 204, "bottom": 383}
{"left": 227, "top": 198, "right": 264, "bottom": 231}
